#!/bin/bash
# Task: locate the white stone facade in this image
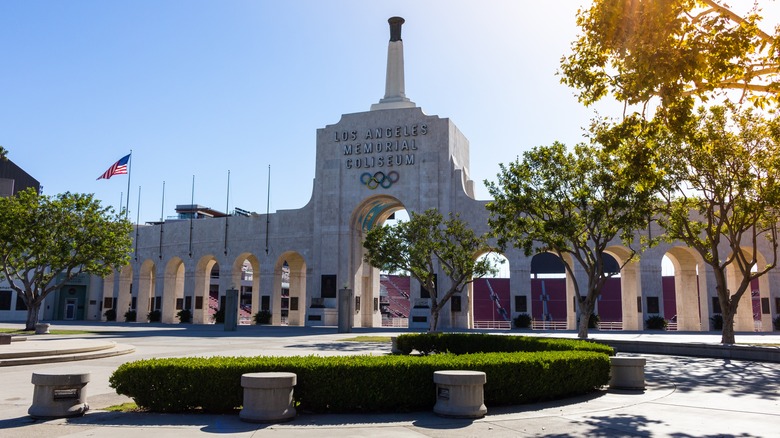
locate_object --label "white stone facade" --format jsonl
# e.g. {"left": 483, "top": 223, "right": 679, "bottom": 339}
{"left": 92, "top": 17, "right": 780, "bottom": 333}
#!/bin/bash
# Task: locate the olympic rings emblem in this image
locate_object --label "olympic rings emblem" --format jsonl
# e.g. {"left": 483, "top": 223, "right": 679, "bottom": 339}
{"left": 360, "top": 171, "right": 400, "bottom": 189}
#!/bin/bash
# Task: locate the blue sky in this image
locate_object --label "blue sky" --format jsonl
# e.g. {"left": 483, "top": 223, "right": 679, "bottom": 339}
{"left": 2, "top": 1, "right": 778, "bottom": 224}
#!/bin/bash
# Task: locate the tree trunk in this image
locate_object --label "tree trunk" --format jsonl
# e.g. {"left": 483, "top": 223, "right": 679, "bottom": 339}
{"left": 429, "top": 304, "right": 440, "bottom": 332}
{"left": 721, "top": 304, "right": 736, "bottom": 344}
{"left": 577, "top": 306, "right": 590, "bottom": 339}
{"left": 25, "top": 301, "right": 42, "bottom": 331}
{"left": 713, "top": 268, "right": 737, "bottom": 345}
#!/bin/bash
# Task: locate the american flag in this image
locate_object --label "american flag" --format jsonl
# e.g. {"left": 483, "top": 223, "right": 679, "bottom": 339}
{"left": 97, "top": 154, "right": 130, "bottom": 180}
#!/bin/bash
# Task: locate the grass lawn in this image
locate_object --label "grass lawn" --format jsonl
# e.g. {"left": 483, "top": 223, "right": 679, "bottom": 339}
{"left": 0, "top": 328, "right": 94, "bottom": 335}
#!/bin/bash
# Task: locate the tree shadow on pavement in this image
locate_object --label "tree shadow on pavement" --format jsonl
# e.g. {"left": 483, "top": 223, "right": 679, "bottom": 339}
{"left": 645, "top": 355, "right": 780, "bottom": 400}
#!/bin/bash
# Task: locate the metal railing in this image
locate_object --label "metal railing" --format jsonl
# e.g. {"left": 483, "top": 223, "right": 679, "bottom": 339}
{"left": 531, "top": 320, "right": 569, "bottom": 330}
{"left": 596, "top": 321, "right": 622, "bottom": 331}
{"left": 472, "top": 320, "right": 512, "bottom": 330}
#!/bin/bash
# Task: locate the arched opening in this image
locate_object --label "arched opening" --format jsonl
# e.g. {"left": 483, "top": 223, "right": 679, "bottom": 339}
{"left": 232, "top": 254, "right": 261, "bottom": 324}
{"left": 274, "top": 252, "right": 306, "bottom": 326}
{"left": 162, "top": 257, "right": 185, "bottom": 323}
{"left": 377, "top": 210, "right": 411, "bottom": 328}
{"left": 472, "top": 253, "right": 511, "bottom": 329}
{"left": 529, "top": 252, "right": 567, "bottom": 329}
{"left": 193, "top": 256, "right": 218, "bottom": 324}
{"left": 351, "top": 196, "right": 407, "bottom": 328}
{"left": 664, "top": 247, "right": 705, "bottom": 331}
{"left": 529, "top": 252, "right": 622, "bottom": 330}
{"left": 725, "top": 247, "right": 770, "bottom": 332}
{"left": 602, "top": 247, "right": 631, "bottom": 330}
{"left": 209, "top": 263, "right": 220, "bottom": 323}
{"left": 137, "top": 259, "right": 156, "bottom": 323}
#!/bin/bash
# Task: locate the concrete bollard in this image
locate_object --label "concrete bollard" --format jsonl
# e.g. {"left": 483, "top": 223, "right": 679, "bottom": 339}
{"left": 433, "top": 370, "right": 487, "bottom": 418}
{"left": 35, "top": 323, "right": 50, "bottom": 335}
{"left": 239, "top": 372, "right": 297, "bottom": 423}
{"left": 609, "top": 356, "right": 646, "bottom": 390}
{"left": 28, "top": 372, "right": 90, "bottom": 419}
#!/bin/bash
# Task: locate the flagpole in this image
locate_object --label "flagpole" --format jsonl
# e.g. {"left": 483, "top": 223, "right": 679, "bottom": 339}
{"left": 224, "top": 170, "right": 230, "bottom": 256}
{"left": 135, "top": 185, "right": 141, "bottom": 261}
{"left": 265, "top": 165, "right": 270, "bottom": 255}
{"left": 189, "top": 175, "right": 194, "bottom": 258}
{"left": 125, "top": 150, "right": 132, "bottom": 219}
{"left": 159, "top": 181, "right": 165, "bottom": 260}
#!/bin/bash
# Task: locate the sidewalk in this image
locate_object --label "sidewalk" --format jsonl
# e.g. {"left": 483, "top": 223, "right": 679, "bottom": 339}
{"left": 1, "top": 322, "right": 778, "bottom": 437}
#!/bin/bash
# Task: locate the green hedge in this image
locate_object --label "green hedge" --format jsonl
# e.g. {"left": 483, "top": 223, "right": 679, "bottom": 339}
{"left": 110, "top": 350, "right": 610, "bottom": 413}
{"left": 394, "top": 333, "right": 615, "bottom": 356}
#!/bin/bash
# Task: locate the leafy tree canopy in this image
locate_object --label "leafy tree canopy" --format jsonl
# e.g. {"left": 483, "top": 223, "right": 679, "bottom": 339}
{"left": 362, "top": 208, "right": 498, "bottom": 331}
{"left": 486, "top": 141, "right": 656, "bottom": 338}
{"left": 561, "top": 0, "right": 779, "bottom": 116}
{"left": 0, "top": 188, "right": 133, "bottom": 330}
{"left": 657, "top": 103, "right": 780, "bottom": 342}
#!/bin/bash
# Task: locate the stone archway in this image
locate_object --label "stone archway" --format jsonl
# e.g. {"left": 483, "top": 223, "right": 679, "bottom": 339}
{"left": 726, "top": 246, "right": 771, "bottom": 332}
{"left": 232, "top": 253, "right": 261, "bottom": 323}
{"left": 162, "top": 257, "right": 185, "bottom": 324}
{"left": 350, "top": 195, "right": 407, "bottom": 328}
{"left": 137, "top": 259, "right": 156, "bottom": 322}
{"left": 605, "top": 246, "right": 638, "bottom": 330}
{"left": 273, "top": 252, "right": 306, "bottom": 326}
{"left": 194, "top": 256, "right": 218, "bottom": 324}
{"left": 664, "top": 246, "right": 706, "bottom": 331}
{"left": 471, "top": 252, "right": 511, "bottom": 329}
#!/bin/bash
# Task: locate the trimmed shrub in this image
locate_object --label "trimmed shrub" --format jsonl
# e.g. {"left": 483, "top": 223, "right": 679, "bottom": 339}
{"left": 110, "top": 350, "right": 610, "bottom": 413}
{"left": 213, "top": 308, "right": 225, "bottom": 324}
{"left": 124, "top": 310, "right": 137, "bottom": 322}
{"left": 588, "top": 313, "right": 600, "bottom": 329}
{"left": 104, "top": 308, "right": 117, "bottom": 322}
{"left": 148, "top": 310, "right": 161, "bottom": 323}
{"left": 393, "top": 333, "right": 614, "bottom": 356}
{"left": 254, "top": 310, "right": 272, "bottom": 325}
{"left": 177, "top": 309, "right": 192, "bottom": 324}
{"left": 645, "top": 315, "right": 667, "bottom": 330}
{"left": 513, "top": 313, "right": 531, "bottom": 329}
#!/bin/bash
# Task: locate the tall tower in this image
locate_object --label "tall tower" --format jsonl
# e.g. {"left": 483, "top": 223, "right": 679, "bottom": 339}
{"left": 370, "top": 17, "right": 416, "bottom": 111}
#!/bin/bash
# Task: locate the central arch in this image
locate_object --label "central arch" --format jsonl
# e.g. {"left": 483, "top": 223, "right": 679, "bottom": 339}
{"left": 350, "top": 195, "right": 407, "bottom": 328}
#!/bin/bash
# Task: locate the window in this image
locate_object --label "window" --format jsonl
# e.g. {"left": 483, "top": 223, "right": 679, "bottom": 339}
{"left": 16, "top": 295, "right": 27, "bottom": 310}
{"left": 321, "top": 275, "right": 337, "bottom": 298}
{"left": 711, "top": 297, "right": 721, "bottom": 314}
{"left": 647, "top": 297, "right": 660, "bottom": 314}
{"left": 0, "top": 290, "right": 11, "bottom": 311}
{"left": 261, "top": 296, "right": 270, "bottom": 311}
{"left": 420, "top": 275, "right": 437, "bottom": 299}
{"left": 451, "top": 296, "right": 461, "bottom": 312}
{"left": 514, "top": 295, "right": 527, "bottom": 313}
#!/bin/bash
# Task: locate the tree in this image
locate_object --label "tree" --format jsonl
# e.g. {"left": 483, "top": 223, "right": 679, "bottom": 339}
{"left": 561, "top": 0, "right": 780, "bottom": 343}
{"left": 362, "top": 208, "right": 498, "bottom": 332}
{"left": 486, "top": 141, "right": 656, "bottom": 339}
{"left": 656, "top": 104, "right": 780, "bottom": 343}
{"left": 0, "top": 146, "right": 7, "bottom": 161}
{"left": 561, "top": 0, "right": 779, "bottom": 118}
{"left": 0, "top": 188, "right": 133, "bottom": 330}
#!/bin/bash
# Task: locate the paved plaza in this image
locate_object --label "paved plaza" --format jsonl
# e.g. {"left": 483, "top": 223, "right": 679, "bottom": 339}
{"left": 0, "top": 322, "right": 778, "bottom": 437}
